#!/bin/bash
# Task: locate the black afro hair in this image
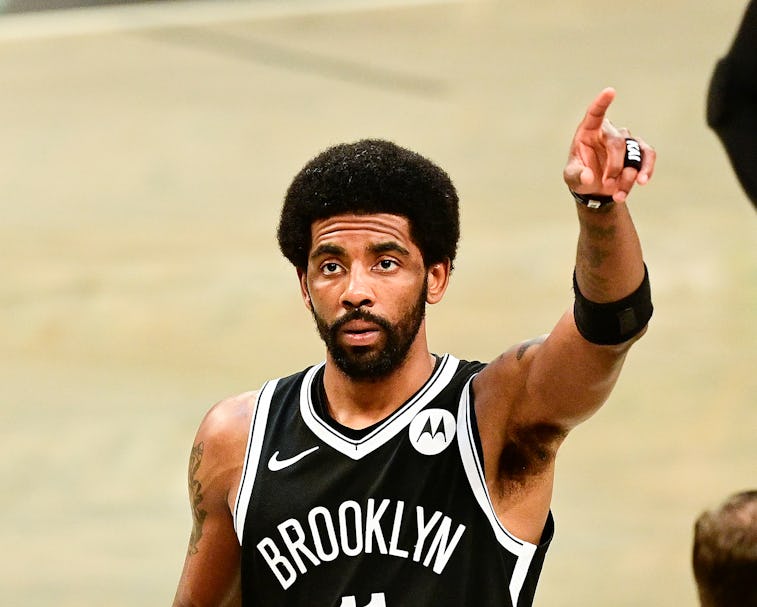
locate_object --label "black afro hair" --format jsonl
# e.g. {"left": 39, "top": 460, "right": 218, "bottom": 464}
{"left": 277, "top": 139, "right": 460, "bottom": 270}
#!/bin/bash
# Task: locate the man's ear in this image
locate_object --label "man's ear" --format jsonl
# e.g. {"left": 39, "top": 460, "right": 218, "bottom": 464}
{"left": 297, "top": 268, "right": 312, "bottom": 311}
{"left": 426, "top": 258, "right": 451, "bottom": 305}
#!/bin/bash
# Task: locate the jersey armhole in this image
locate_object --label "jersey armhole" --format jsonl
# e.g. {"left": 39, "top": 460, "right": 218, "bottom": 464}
{"left": 457, "top": 377, "right": 554, "bottom": 606}
{"left": 232, "top": 378, "right": 279, "bottom": 545}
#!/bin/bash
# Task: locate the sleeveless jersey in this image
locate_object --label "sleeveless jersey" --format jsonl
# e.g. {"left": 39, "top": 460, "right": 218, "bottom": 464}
{"left": 233, "top": 354, "right": 553, "bottom": 607}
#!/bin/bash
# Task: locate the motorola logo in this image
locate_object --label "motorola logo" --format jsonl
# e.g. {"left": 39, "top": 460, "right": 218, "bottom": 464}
{"left": 408, "top": 409, "right": 456, "bottom": 456}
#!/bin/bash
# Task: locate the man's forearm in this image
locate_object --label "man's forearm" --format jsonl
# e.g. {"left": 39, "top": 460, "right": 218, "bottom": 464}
{"left": 574, "top": 201, "right": 645, "bottom": 304}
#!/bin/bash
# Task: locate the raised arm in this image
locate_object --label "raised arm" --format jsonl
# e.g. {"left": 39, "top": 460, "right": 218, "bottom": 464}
{"left": 566, "top": 87, "right": 654, "bottom": 304}
{"left": 172, "top": 394, "right": 254, "bottom": 607}
{"left": 471, "top": 88, "right": 655, "bottom": 541}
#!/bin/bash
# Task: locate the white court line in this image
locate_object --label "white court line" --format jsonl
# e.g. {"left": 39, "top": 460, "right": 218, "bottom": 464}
{"left": 0, "top": 0, "right": 469, "bottom": 42}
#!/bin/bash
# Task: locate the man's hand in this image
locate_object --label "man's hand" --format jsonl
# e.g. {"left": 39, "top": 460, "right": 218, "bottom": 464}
{"left": 564, "top": 87, "right": 656, "bottom": 203}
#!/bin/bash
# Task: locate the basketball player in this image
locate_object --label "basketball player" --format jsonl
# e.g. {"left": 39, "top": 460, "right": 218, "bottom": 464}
{"left": 172, "top": 87, "right": 656, "bottom": 607}
{"left": 692, "top": 490, "right": 757, "bottom": 607}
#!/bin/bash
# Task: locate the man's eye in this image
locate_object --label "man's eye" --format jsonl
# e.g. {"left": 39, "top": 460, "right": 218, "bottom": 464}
{"left": 322, "top": 262, "right": 341, "bottom": 274}
{"left": 377, "top": 259, "right": 397, "bottom": 270}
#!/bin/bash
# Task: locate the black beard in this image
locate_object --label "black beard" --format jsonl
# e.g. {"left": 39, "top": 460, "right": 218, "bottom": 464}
{"left": 312, "top": 282, "right": 427, "bottom": 382}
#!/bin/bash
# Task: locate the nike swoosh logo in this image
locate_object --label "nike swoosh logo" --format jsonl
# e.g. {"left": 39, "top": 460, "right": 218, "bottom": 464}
{"left": 267, "top": 446, "right": 319, "bottom": 471}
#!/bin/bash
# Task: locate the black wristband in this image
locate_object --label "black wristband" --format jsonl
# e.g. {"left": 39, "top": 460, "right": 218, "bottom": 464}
{"left": 570, "top": 189, "right": 615, "bottom": 210}
{"left": 573, "top": 265, "right": 653, "bottom": 345}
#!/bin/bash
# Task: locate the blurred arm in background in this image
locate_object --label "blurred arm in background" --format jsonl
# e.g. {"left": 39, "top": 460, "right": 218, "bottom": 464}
{"left": 706, "top": 0, "right": 757, "bottom": 209}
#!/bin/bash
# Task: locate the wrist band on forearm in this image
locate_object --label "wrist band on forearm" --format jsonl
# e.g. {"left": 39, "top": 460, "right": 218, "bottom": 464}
{"left": 573, "top": 265, "right": 653, "bottom": 345}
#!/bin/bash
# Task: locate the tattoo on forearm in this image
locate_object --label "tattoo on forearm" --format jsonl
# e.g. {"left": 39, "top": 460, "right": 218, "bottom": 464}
{"left": 576, "top": 212, "right": 628, "bottom": 299}
{"left": 584, "top": 223, "right": 616, "bottom": 241}
{"left": 188, "top": 442, "right": 208, "bottom": 556}
{"left": 585, "top": 244, "right": 610, "bottom": 269}
{"left": 578, "top": 217, "right": 616, "bottom": 270}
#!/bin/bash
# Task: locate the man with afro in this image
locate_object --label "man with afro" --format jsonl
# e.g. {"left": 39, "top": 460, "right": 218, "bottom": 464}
{"left": 174, "top": 88, "right": 656, "bottom": 607}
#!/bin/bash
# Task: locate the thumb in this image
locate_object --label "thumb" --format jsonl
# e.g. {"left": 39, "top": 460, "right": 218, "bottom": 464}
{"left": 563, "top": 159, "right": 594, "bottom": 190}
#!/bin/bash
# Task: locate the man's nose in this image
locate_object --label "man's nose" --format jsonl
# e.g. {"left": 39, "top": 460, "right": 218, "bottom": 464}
{"left": 341, "top": 266, "right": 375, "bottom": 309}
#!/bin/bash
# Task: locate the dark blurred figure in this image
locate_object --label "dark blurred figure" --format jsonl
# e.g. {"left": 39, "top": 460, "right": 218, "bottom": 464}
{"left": 707, "top": 1, "right": 757, "bottom": 209}
{"left": 692, "top": 490, "right": 757, "bottom": 607}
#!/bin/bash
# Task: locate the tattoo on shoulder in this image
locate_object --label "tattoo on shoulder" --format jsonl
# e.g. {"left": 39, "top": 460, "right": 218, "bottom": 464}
{"left": 516, "top": 335, "right": 547, "bottom": 360}
{"left": 188, "top": 442, "right": 208, "bottom": 556}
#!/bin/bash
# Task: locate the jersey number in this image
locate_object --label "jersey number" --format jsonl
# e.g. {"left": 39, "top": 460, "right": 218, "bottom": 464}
{"left": 339, "top": 593, "right": 386, "bottom": 607}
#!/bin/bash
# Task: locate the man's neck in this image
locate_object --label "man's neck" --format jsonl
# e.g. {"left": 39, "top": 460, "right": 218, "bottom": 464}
{"left": 322, "top": 342, "right": 436, "bottom": 430}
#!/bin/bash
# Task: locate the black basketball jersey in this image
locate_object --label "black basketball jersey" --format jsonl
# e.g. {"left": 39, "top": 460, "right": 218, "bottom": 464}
{"left": 233, "top": 354, "right": 553, "bottom": 607}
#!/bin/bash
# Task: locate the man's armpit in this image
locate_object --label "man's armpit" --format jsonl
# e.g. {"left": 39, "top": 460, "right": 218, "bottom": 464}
{"left": 496, "top": 423, "right": 567, "bottom": 491}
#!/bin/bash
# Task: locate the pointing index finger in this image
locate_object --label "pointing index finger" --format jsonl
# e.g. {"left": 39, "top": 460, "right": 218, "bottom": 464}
{"left": 581, "top": 87, "right": 616, "bottom": 131}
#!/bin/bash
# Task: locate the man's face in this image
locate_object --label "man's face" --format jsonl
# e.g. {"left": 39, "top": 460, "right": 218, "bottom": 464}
{"left": 313, "top": 280, "right": 427, "bottom": 381}
{"left": 299, "top": 213, "right": 445, "bottom": 381}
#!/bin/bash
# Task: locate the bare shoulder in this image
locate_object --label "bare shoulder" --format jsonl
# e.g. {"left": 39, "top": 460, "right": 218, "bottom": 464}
{"left": 473, "top": 334, "right": 549, "bottom": 417}
{"left": 196, "top": 390, "right": 258, "bottom": 448}
{"left": 191, "top": 390, "right": 259, "bottom": 509}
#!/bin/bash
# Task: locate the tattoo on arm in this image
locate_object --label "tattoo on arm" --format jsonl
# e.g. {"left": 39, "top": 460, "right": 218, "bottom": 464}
{"left": 584, "top": 244, "right": 611, "bottom": 269}
{"left": 577, "top": 217, "right": 617, "bottom": 292}
{"left": 578, "top": 226, "right": 614, "bottom": 270}
{"left": 584, "top": 222, "right": 617, "bottom": 242}
{"left": 516, "top": 335, "right": 547, "bottom": 360}
{"left": 188, "top": 442, "right": 208, "bottom": 556}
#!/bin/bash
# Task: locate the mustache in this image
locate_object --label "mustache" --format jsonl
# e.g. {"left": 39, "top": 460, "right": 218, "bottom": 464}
{"left": 330, "top": 309, "right": 392, "bottom": 333}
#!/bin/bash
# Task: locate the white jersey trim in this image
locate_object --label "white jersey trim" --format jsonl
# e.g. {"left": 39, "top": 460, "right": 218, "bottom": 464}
{"left": 456, "top": 376, "right": 537, "bottom": 607}
{"left": 300, "top": 354, "right": 460, "bottom": 460}
{"left": 233, "top": 378, "right": 279, "bottom": 545}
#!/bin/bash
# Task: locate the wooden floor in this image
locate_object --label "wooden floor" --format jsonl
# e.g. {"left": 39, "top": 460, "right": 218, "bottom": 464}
{"left": 1, "top": 1, "right": 754, "bottom": 605}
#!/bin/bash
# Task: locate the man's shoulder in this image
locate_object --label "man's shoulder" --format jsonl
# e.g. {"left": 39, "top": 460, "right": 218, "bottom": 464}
{"left": 444, "top": 355, "right": 486, "bottom": 384}
{"left": 196, "top": 390, "right": 258, "bottom": 449}
{"left": 196, "top": 364, "right": 317, "bottom": 443}
{"left": 454, "top": 357, "right": 486, "bottom": 374}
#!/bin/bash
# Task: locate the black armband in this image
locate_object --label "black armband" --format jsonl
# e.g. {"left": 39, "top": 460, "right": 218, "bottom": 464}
{"left": 573, "top": 265, "right": 653, "bottom": 345}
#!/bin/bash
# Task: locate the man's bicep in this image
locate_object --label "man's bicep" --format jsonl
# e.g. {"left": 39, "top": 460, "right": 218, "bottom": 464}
{"left": 477, "top": 310, "right": 631, "bottom": 430}
{"left": 523, "top": 309, "right": 632, "bottom": 429}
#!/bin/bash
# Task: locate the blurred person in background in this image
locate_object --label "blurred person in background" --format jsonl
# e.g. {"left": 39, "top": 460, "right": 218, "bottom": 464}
{"left": 172, "top": 88, "right": 656, "bottom": 607}
{"left": 692, "top": 490, "right": 757, "bottom": 607}
{"left": 707, "top": 0, "right": 757, "bottom": 209}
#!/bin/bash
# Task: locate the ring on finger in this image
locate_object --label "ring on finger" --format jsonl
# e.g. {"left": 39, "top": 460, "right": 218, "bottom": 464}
{"left": 624, "top": 138, "right": 643, "bottom": 170}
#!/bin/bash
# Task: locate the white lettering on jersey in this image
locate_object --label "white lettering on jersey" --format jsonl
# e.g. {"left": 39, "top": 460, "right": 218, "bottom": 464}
{"left": 277, "top": 518, "right": 321, "bottom": 573}
{"left": 256, "top": 499, "right": 467, "bottom": 589}
{"left": 388, "top": 501, "right": 409, "bottom": 558}
{"left": 308, "top": 506, "right": 339, "bottom": 561}
{"left": 256, "top": 537, "right": 297, "bottom": 589}
{"left": 338, "top": 501, "right": 363, "bottom": 556}
{"left": 423, "top": 514, "right": 467, "bottom": 573}
{"left": 413, "top": 507, "right": 442, "bottom": 562}
{"left": 365, "top": 498, "right": 389, "bottom": 554}
{"left": 339, "top": 593, "right": 386, "bottom": 607}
